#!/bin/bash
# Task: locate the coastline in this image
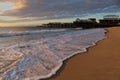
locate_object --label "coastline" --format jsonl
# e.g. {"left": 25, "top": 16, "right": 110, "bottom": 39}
{"left": 46, "top": 27, "right": 120, "bottom": 80}
{"left": 41, "top": 28, "right": 107, "bottom": 80}
{"left": 0, "top": 28, "right": 106, "bottom": 80}
{"left": 39, "top": 28, "right": 106, "bottom": 80}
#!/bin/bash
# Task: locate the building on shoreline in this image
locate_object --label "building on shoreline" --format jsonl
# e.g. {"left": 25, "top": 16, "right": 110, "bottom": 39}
{"left": 73, "top": 18, "right": 97, "bottom": 28}
{"left": 99, "top": 15, "right": 120, "bottom": 25}
{"left": 40, "top": 15, "right": 120, "bottom": 29}
{"left": 73, "top": 15, "right": 120, "bottom": 29}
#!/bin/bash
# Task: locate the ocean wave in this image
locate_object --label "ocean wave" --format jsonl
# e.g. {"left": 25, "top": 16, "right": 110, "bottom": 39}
{"left": 0, "top": 29, "right": 106, "bottom": 80}
{"left": 0, "top": 29, "right": 67, "bottom": 37}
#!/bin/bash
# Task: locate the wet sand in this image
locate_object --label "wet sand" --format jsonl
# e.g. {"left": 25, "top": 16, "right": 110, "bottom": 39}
{"left": 51, "top": 27, "right": 120, "bottom": 80}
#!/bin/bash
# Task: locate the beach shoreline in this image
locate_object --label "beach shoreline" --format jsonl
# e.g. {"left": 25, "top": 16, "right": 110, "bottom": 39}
{"left": 45, "top": 27, "right": 120, "bottom": 80}
{"left": 41, "top": 28, "right": 107, "bottom": 80}
{"left": 40, "top": 28, "right": 107, "bottom": 80}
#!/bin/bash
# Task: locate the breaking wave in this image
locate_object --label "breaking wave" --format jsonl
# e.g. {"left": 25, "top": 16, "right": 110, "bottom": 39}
{"left": 0, "top": 29, "right": 67, "bottom": 37}
{"left": 0, "top": 28, "right": 106, "bottom": 80}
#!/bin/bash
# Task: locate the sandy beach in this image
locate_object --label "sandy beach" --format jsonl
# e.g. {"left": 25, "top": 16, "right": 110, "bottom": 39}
{"left": 51, "top": 27, "right": 120, "bottom": 80}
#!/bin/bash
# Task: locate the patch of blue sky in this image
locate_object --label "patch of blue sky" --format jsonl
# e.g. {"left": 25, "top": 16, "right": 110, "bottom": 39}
{"left": 0, "top": 3, "right": 12, "bottom": 11}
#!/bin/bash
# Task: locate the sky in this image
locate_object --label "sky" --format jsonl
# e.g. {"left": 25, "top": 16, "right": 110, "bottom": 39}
{"left": 0, "top": 0, "right": 120, "bottom": 27}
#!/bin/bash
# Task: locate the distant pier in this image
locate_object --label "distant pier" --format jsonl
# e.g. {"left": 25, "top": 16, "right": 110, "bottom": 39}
{"left": 38, "top": 15, "right": 120, "bottom": 29}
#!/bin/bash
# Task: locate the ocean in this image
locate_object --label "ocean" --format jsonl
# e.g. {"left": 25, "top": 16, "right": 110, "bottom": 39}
{"left": 0, "top": 27, "right": 106, "bottom": 80}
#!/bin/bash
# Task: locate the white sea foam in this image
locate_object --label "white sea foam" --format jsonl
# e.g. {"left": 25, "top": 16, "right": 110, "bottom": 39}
{"left": 0, "top": 28, "right": 106, "bottom": 80}
{"left": 0, "top": 29, "right": 67, "bottom": 37}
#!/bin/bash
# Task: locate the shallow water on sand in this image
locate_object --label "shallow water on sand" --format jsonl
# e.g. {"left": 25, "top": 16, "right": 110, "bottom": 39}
{"left": 0, "top": 27, "right": 106, "bottom": 80}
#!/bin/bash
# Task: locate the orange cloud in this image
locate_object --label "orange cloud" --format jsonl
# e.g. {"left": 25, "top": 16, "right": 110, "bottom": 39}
{"left": 0, "top": 0, "right": 120, "bottom": 27}
{"left": 13, "top": 0, "right": 26, "bottom": 9}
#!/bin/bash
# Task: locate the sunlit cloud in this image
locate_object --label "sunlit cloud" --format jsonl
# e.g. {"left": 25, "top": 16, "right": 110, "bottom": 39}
{"left": 12, "top": 0, "right": 26, "bottom": 9}
{"left": 0, "top": 0, "right": 120, "bottom": 27}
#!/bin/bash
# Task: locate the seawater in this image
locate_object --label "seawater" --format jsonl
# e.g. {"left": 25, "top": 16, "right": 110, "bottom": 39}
{"left": 0, "top": 27, "right": 106, "bottom": 80}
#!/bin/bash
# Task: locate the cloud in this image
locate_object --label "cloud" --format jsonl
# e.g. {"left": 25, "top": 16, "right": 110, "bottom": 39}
{"left": 1, "top": 0, "right": 120, "bottom": 20}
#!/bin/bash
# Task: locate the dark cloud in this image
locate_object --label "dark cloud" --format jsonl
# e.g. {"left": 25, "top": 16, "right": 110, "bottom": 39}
{"left": 1, "top": 0, "right": 120, "bottom": 20}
